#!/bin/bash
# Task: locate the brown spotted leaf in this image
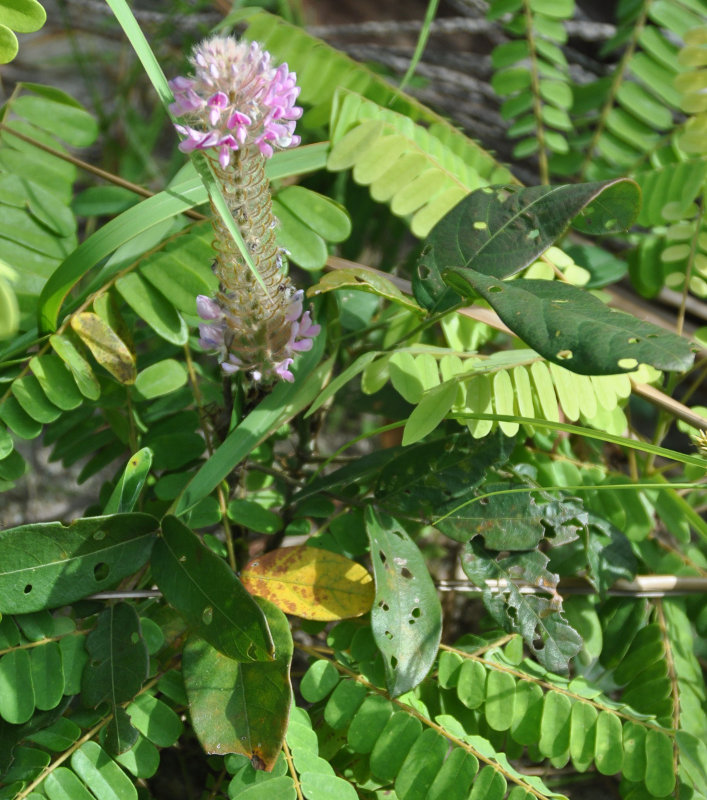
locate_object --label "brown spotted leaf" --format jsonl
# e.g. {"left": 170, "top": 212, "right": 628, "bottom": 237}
{"left": 71, "top": 311, "right": 137, "bottom": 384}
{"left": 241, "top": 545, "right": 374, "bottom": 621}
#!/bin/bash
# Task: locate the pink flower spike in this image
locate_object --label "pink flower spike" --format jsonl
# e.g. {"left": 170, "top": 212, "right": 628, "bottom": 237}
{"left": 290, "top": 337, "right": 313, "bottom": 352}
{"left": 219, "top": 144, "right": 232, "bottom": 169}
{"left": 196, "top": 294, "right": 222, "bottom": 320}
{"left": 285, "top": 291, "right": 304, "bottom": 322}
{"left": 299, "top": 311, "right": 321, "bottom": 338}
{"left": 275, "top": 358, "right": 295, "bottom": 382}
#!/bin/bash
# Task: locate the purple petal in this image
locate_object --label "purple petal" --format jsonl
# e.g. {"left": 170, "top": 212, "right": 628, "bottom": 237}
{"left": 196, "top": 294, "right": 222, "bottom": 320}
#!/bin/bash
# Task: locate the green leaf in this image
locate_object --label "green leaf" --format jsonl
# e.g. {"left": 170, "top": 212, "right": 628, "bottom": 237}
{"left": 49, "top": 333, "right": 101, "bottom": 400}
{"left": 276, "top": 186, "right": 351, "bottom": 243}
{"left": 0, "top": 274, "right": 19, "bottom": 339}
{"left": 11, "top": 375, "right": 61, "bottom": 423}
{"left": 402, "top": 381, "right": 458, "bottom": 445}
{"left": 300, "top": 659, "right": 340, "bottom": 703}
{"left": 43, "top": 767, "right": 96, "bottom": 800}
{"left": 70, "top": 740, "right": 137, "bottom": 800}
{"left": 395, "top": 728, "right": 449, "bottom": 799}
{"left": 11, "top": 94, "right": 96, "bottom": 147}
{"left": 115, "top": 273, "right": 187, "bottom": 346}
{"left": 0, "top": 649, "right": 34, "bottom": 723}
{"left": 183, "top": 597, "right": 292, "bottom": 768}
{"left": 0, "top": 514, "right": 158, "bottom": 613}
{"left": 346, "top": 694, "right": 392, "bottom": 753}
{"left": 444, "top": 268, "right": 694, "bottom": 375}
{"left": 126, "top": 693, "right": 183, "bottom": 748}
{"left": 0, "top": 24, "right": 18, "bottom": 64}
{"left": 365, "top": 508, "right": 442, "bottom": 696}
{"left": 151, "top": 515, "right": 273, "bottom": 662}
{"left": 299, "top": 772, "right": 358, "bottom": 800}
{"left": 308, "top": 267, "right": 423, "bottom": 314}
{"left": 645, "top": 729, "right": 676, "bottom": 796}
{"left": 369, "top": 711, "right": 423, "bottom": 782}
{"left": 134, "top": 358, "right": 187, "bottom": 399}
{"left": 426, "top": 747, "right": 479, "bottom": 800}
{"left": 81, "top": 603, "right": 148, "bottom": 708}
{"left": 29, "top": 640, "right": 63, "bottom": 711}
{"left": 103, "top": 707, "right": 139, "bottom": 758}
{"left": 413, "top": 179, "right": 640, "bottom": 310}
{"left": 103, "top": 448, "right": 153, "bottom": 514}
{"left": 29, "top": 354, "right": 83, "bottom": 410}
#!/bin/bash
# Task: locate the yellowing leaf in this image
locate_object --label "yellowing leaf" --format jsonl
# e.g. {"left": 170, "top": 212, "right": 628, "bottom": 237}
{"left": 71, "top": 312, "right": 136, "bottom": 384}
{"left": 241, "top": 546, "right": 374, "bottom": 621}
{"left": 308, "top": 267, "right": 423, "bottom": 314}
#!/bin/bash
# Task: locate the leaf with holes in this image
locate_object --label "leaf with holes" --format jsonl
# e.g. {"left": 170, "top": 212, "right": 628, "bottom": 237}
{"left": 413, "top": 179, "right": 640, "bottom": 310}
{"left": 444, "top": 268, "right": 694, "bottom": 375}
{"left": 436, "top": 483, "right": 546, "bottom": 549}
{"left": 365, "top": 508, "right": 442, "bottom": 696}
{"left": 183, "top": 597, "right": 292, "bottom": 768}
{"left": 151, "top": 515, "right": 273, "bottom": 662}
{"left": 0, "top": 514, "right": 158, "bottom": 614}
{"left": 462, "top": 539, "right": 581, "bottom": 673}
{"left": 241, "top": 546, "right": 374, "bottom": 621}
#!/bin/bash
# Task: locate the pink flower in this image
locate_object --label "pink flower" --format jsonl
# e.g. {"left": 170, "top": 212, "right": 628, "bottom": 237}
{"left": 169, "top": 36, "right": 302, "bottom": 163}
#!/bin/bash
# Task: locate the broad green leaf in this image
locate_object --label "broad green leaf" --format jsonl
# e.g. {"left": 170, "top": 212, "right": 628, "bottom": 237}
{"left": 71, "top": 312, "right": 136, "bottom": 384}
{"left": 29, "top": 641, "right": 63, "bottom": 711}
{"left": 183, "top": 597, "right": 292, "bottom": 768}
{"left": 115, "top": 273, "right": 188, "bottom": 346}
{"left": 485, "top": 670, "right": 516, "bottom": 731}
{"left": 112, "top": 734, "right": 159, "bottom": 779}
{"left": 369, "top": 711, "right": 423, "bottom": 782}
{"left": 276, "top": 186, "right": 351, "bottom": 243}
{"left": 346, "top": 694, "right": 392, "bottom": 753}
{"left": 49, "top": 333, "right": 101, "bottom": 399}
{"left": 29, "top": 354, "right": 83, "bottom": 410}
{"left": 299, "top": 659, "right": 340, "bottom": 703}
{"left": 427, "top": 747, "right": 479, "bottom": 800}
{"left": 308, "top": 267, "right": 423, "bottom": 314}
{"left": 81, "top": 603, "right": 148, "bottom": 708}
{"left": 365, "top": 508, "right": 442, "bottom": 696}
{"left": 126, "top": 693, "right": 183, "bottom": 748}
{"left": 0, "top": 24, "right": 18, "bottom": 64}
{"left": 103, "top": 448, "right": 153, "bottom": 514}
{"left": 539, "top": 691, "right": 572, "bottom": 759}
{"left": 413, "top": 179, "right": 640, "bottom": 310}
{"left": 151, "top": 515, "right": 273, "bottom": 662}
{"left": 593, "top": 711, "right": 623, "bottom": 775}
{"left": 402, "top": 381, "right": 458, "bottom": 445}
{"left": 11, "top": 94, "right": 96, "bottom": 147}
{"left": 44, "top": 767, "right": 97, "bottom": 800}
{"left": 241, "top": 546, "right": 374, "bottom": 621}
{"left": 569, "top": 701, "right": 597, "bottom": 772}
{"left": 227, "top": 499, "right": 283, "bottom": 534}
{"left": 0, "top": 274, "right": 19, "bottom": 338}
{"left": 444, "top": 268, "right": 694, "bottom": 375}
{"left": 71, "top": 740, "right": 137, "bottom": 800}
{"left": 103, "top": 707, "right": 139, "bottom": 758}
{"left": 299, "top": 772, "right": 358, "bottom": 800}
{"left": 272, "top": 198, "right": 328, "bottom": 270}
{"left": 395, "top": 728, "right": 448, "bottom": 800}
{"left": 134, "top": 358, "right": 187, "bottom": 399}
{"left": 0, "top": 649, "right": 34, "bottom": 723}
{"left": 323, "top": 679, "right": 367, "bottom": 730}
{"left": 11, "top": 375, "right": 61, "bottom": 423}
{"left": 0, "top": 513, "right": 158, "bottom": 613}
{"left": 644, "top": 729, "right": 676, "bottom": 796}
{"left": 457, "top": 659, "right": 486, "bottom": 709}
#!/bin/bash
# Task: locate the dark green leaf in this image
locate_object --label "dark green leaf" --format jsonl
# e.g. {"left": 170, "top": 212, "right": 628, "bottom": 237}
{"left": 151, "top": 515, "right": 273, "bottom": 662}
{"left": 436, "top": 484, "right": 546, "bottom": 549}
{"left": 103, "top": 707, "right": 140, "bottom": 757}
{"left": 0, "top": 514, "right": 158, "bottom": 613}
{"left": 444, "top": 268, "right": 694, "bottom": 374}
{"left": 365, "top": 508, "right": 442, "bottom": 696}
{"left": 413, "top": 179, "right": 640, "bottom": 310}
{"left": 81, "top": 603, "right": 148, "bottom": 709}
{"left": 183, "top": 597, "right": 292, "bottom": 768}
